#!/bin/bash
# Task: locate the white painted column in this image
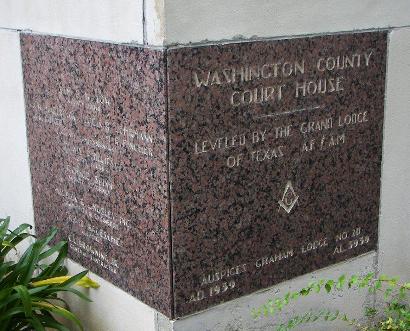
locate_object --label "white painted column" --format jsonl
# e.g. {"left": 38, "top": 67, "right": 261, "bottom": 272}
{"left": 163, "top": 0, "right": 410, "bottom": 45}
{"left": 0, "top": 30, "right": 34, "bottom": 231}
{"left": 379, "top": 27, "right": 410, "bottom": 278}
{"left": 0, "top": 0, "right": 144, "bottom": 44}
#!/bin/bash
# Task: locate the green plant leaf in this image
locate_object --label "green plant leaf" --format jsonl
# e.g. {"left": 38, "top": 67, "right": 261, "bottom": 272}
{"left": 0, "top": 286, "right": 49, "bottom": 310}
{"left": 256, "top": 271, "right": 410, "bottom": 331}
{"left": 314, "top": 283, "right": 321, "bottom": 293}
{"left": 0, "top": 287, "right": 12, "bottom": 304}
{"left": 325, "top": 280, "right": 334, "bottom": 293}
{"left": 348, "top": 275, "right": 359, "bottom": 288}
{"left": 0, "top": 220, "right": 96, "bottom": 330}
{"left": 290, "top": 291, "right": 299, "bottom": 300}
{"left": 13, "top": 285, "right": 32, "bottom": 318}
{"left": 5, "top": 222, "right": 32, "bottom": 238}
{"left": 29, "top": 315, "right": 46, "bottom": 331}
{"left": 33, "top": 302, "right": 84, "bottom": 331}
{"left": 36, "top": 242, "right": 68, "bottom": 279}
{"left": 1, "top": 240, "right": 15, "bottom": 249}
{"left": 38, "top": 241, "right": 66, "bottom": 261}
{"left": 2, "top": 233, "right": 32, "bottom": 257}
{"left": 0, "top": 261, "right": 14, "bottom": 281}
{"left": 0, "top": 217, "right": 11, "bottom": 242}
{"left": 365, "top": 307, "right": 377, "bottom": 317}
{"left": 336, "top": 275, "right": 346, "bottom": 290}
{"left": 59, "top": 270, "right": 89, "bottom": 288}
{"left": 0, "top": 306, "right": 26, "bottom": 323}
{"left": 32, "top": 273, "right": 99, "bottom": 289}
{"left": 20, "top": 240, "right": 43, "bottom": 285}
{"left": 251, "top": 307, "right": 261, "bottom": 319}
{"left": 39, "top": 315, "right": 71, "bottom": 331}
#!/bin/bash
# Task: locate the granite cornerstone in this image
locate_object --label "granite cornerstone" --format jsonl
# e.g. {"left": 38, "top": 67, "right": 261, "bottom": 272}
{"left": 21, "top": 31, "right": 387, "bottom": 318}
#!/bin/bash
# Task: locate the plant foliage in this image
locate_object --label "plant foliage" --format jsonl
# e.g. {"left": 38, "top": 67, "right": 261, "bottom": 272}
{"left": 0, "top": 216, "right": 99, "bottom": 331}
{"left": 252, "top": 273, "right": 410, "bottom": 331}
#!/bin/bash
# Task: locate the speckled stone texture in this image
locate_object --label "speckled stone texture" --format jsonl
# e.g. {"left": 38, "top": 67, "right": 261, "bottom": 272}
{"left": 167, "top": 31, "right": 387, "bottom": 317}
{"left": 21, "top": 35, "right": 172, "bottom": 316}
{"left": 21, "top": 31, "right": 387, "bottom": 318}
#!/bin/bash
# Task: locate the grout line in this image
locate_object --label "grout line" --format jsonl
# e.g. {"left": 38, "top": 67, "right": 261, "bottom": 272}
{"left": 0, "top": 26, "right": 24, "bottom": 33}
{"left": 142, "top": 0, "right": 148, "bottom": 45}
{"left": 369, "top": 29, "right": 390, "bottom": 317}
{"left": 16, "top": 30, "right": 37, "bottom": 234}
{"left": 166, "top": 26, "right": 410, "bottom": 49}
{"left": 1, "top": 24, "right": 410, "bottom": 49}
{"left": 164, "top": 48, "right": 176, "bottom": 320}
{"left": 154, "top": 311, "right": 159, "bottom": 331}
{"left": 14, "top": 28, "right": 161, "bottom": 49}
{"left": 375, "top": 28, "right": 391, "bottom": 282}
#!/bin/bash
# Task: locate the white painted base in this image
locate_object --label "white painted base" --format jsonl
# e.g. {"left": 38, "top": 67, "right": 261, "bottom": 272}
{"left": 171, "top": 253, "right": 377, "bottom": 331}
{"left": 379, "top": 27, "right": 410, "bottom": 278}
{"left": 60, "top": 253, "right": 376, "bottom": 331}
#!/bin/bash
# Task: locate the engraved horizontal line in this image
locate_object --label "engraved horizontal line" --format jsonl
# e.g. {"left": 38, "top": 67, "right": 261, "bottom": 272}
{"left": 253, "top": 105, "right": 323, "bottom": 120}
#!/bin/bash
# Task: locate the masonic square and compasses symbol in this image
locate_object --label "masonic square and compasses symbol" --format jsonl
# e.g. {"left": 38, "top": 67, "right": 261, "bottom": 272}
{"left": 278, "top": 181, "right": 299, "bottom": 214}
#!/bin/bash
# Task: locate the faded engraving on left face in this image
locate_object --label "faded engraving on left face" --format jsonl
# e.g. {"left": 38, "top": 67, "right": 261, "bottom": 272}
{"left": 21, "top": 34, "right": 172, "bottom": 317}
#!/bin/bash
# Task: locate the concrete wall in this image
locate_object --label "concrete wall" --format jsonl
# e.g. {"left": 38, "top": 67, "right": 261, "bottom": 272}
{"left": 0, "top": 1, "right": 409, "bottom": 331}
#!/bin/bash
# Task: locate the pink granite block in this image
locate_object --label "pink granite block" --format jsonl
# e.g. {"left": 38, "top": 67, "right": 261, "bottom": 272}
{"left": 21, "top": 31, "right": 387, "bottom": 318}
